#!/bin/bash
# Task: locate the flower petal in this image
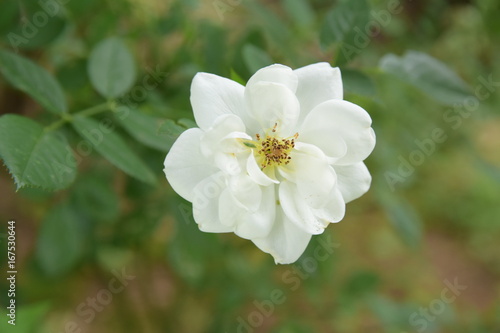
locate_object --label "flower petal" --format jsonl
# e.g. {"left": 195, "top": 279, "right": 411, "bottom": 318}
{"left": 228, "top": 173, "right": 262, "bottom": 212}
{"left": 220, "top": 131, "right": 253, "bottom": 154}
{"left": 246, "top": 153, "right": 279, "bottom": 186}
{"left": 200, "top": 114, "right": 246, "bottom": 157}
{"left": 245, "top": 81, "right": 300, "bottom": 136}
{"left": 190, "top": 73, "right": 246, "bottom": 130}
{"left": 279, "top": 181, "right": 327, "bottom": 235}
{"left": 252, "top": 208, "right": 312, "bottom": 264}
{"left": 295, "top": 62, "right": 343, "bottom": 122}
{"left": 214, "top": 152, "right": 241, "bottom": 175}
{"left": 333, "top": 162, "right": 372, "bottom": 203}
{"left": 300, "top": 99, "right": 375, "bottom": 165}
{"left": 279, "top": 143, "right": 336, "bottom": 208}
{"left": 164, "top": 128, "right": 218, "bottom": 202}
{"left": 312, "top": 186, "right": 346, "bottom": 223}
{"left": 192, "top": 172, "right": 233, "bottom": 232}
{"left": 247, "top": 64, "right": 298, "bottom": 94}
{"left": 234, "top": 185, "right": 276, "bottom": 239}
{"left": 219, "top": 185, "right": 275, "bottom": 239}
{"left": 219, "top": 188, "right": 238, "bottom": 228}
{"left": 297, "top": 128, "right": 347, "bottom": 163}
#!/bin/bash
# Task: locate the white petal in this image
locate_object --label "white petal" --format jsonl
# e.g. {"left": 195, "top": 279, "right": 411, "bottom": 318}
{"left": 219, "top": 188, "right": 237, "bottom": 227}
{"left": 164, "top": 128, "right": 218, "bottom": 202}
{"left": 219, "top": 185, "right": 275, "bottom": 239}
{"left": 279, "top": 181, "right": 326, "bottom": 235}
{"left": 245, "top": 81, "right": 300, "bottom": 136}
{"left": 312, "top": 186, "right": 346, "bottom": 223}
{"left": 190, "top": 73, "right": 246, "bottom": 130}
{"left": 299, "top": 99, "right": 375, "bottom": 165}
{"left": 252, "top": 208, "right": 312, "bottom": 264}
{"left": 295, "top": 62, "right": 343, "bottom": 122}
{"left": 192, "top": 172, "right": 232, "bottom": 232}
{"left": 246, "top": 153, "right": 279, "bottom": 186}
{"left": 333, "top": 162, "right": 372, "bottom": 203}
{"left": 247, "top": 64, "right": 298, "bottom": 94}
{"left": 280, "top": 143, "right": 336, "bottom": 208}
{"left": 298, "top": 128, "right": 347, "bottom": 163}
{"left": 234, "top": 185, "right": 276, "bottom": 239}
{"left": 228, "top": 173, "right": 262, "bottom": 212}
{"left": 200, "top": 114, "right": 246, "bottom": 157}
{"left": 214, "top": 152, "right": 241, "bottom": 175}
{"left": 220, "top": 131, "right": 253, "bottom": 154}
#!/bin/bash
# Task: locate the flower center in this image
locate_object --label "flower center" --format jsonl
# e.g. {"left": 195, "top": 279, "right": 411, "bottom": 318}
{"left": 256, "top": 133, "right": 297, "bottom": 168}
{"left": 241, "top": 123, "right": 299, "bottom": 169}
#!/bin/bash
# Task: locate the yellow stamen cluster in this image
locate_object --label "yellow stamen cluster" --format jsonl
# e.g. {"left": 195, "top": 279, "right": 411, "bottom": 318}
{"left": 241, "top": 123, "right": 299, "bottom": 169}
{"left": 256, "top": 132, "right": 298, "bottom": 169}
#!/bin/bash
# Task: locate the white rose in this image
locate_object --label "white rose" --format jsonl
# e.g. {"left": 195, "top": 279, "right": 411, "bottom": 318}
{"left": 164, "top": 63, "right": 376, "bottom": 264}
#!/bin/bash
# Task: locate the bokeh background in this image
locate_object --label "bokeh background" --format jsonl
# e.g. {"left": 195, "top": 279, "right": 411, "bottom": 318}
{"left": 1, "top": 0, "right": 500, "bottom": 332}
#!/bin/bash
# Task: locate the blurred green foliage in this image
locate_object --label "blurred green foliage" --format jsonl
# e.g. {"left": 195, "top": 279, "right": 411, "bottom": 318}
{"left": 0, "top": 0, "right": 499, "bottom": 332}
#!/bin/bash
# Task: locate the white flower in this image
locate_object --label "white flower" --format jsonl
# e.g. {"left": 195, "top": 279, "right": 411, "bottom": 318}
{"left": 164, "top": 63, "right": 375, "bottom": 264}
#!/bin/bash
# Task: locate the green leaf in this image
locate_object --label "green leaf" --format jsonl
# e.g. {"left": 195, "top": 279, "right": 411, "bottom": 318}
{"left": 246, "top": 1, "right": 291, "bottom": 47}
{"left": 242, "top": 44, "right": 273, "bottom": 74}
{"left": 57, "top": 59, "right": 89, "bottom": 92}
{"left": 116, "top": 108, "right": 175, "bottom": 152}
{"left": 200, "top": 22, "right": 228, "bottom": 75}
{"left": 320, "top": 0, "right": 370, "bottom": 45}
{"left": 0, "top": 50, "right": 67, "bottom": 113}
{"left": 158, "top": 119, "right": 187, "bottom": 139}
{"left": 230, "top": 68, "right": 246, "bottom": 86}
{"left": 36, "top": 204, "right": 86, "bottom": 276}
{"left": 320, "top": 0, "right": 370, "bottom": 64}
{"left": 342, "top": 68, "right": 376, "bottom": 96}
{"left": 72, "top": 116, "right": 156, "bottom": 185}
{"left": 3, "top": 1, "right": 66, "bottom": 50}
{"left": 0, "top": 114, "right": 76, "bottom": 190}
{"left": 71, "top": 175, "right": 120, "bottom": 223}
{"left": 88, "top": 37, "right": 136, "bottom": 98}
{"left": 177, "top": 118, "right": 197, "bottom": 129}
{"left": 11, "top": 16, "right": 67, "bottom": 50}
{"left": 281, "top": 0, "right": 315, "bottom": 28}
{"left": 379, "top": 51, "right": 473, "bottom": 105}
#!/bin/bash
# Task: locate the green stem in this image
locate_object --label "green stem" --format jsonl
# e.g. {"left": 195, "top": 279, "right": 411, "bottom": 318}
{"left": 76, "top": 101, "right": 114, "bottom": 117}
{"left": 44, "top": 101, "right": 115, "bottom": 132}
{"left": 44, "top": 117, "right": 69, "bottom": 132}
